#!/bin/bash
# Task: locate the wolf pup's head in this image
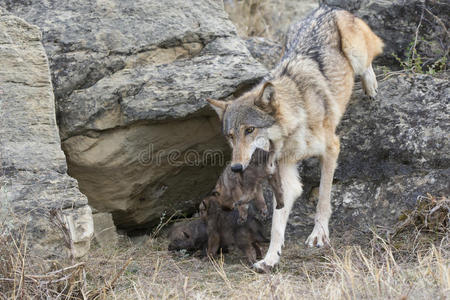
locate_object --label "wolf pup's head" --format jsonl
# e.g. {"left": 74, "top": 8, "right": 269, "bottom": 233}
{"left": 207, "top": 82, "right": 277, "bottom": 172}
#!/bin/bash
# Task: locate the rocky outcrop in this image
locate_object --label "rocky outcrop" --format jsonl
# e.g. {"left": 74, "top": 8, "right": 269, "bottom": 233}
{"left": 287, "top": 74, "right": 449, "bottom": 241}
{"left": 2, "top": 0, "right": 267, "bottom": 228}
{"left": 321, "top": 0, "right": 449, "bottom": 68}
{"left": 245, "top": 37, "right": 284, "bottom": 70}
{"left": 224, "top": 0, "right": 319, "bottom": 42}
{"left": 0, "top": 8, "right": 93, "bottom": 258}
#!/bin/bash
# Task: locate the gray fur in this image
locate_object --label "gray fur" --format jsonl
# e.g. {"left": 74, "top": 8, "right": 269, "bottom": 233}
{"left": 222, "top": 103, "right": 275, "bottom": 135}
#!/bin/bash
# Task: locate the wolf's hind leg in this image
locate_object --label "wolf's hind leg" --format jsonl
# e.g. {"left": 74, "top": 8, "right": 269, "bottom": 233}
{"left": 306, "top": 135, "right": 340, "bottom": 248}
{"left": 361, "top": 64, "right": 378, "bottom": 98}
{"left": 336, "top": 11, "right": 383, "bottom": 98}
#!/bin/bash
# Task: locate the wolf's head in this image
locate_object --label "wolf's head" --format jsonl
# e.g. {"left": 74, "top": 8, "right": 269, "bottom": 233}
{"left": 167, "top": 219, "right": 207, "bottom": 251}
{"left": 207, "top": 82, "right": 277, "bottom": 172}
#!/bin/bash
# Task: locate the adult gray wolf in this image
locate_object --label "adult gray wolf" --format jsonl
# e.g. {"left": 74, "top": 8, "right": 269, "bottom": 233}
{"left": 207, "top": 5, "right": 383, "bottom": 272}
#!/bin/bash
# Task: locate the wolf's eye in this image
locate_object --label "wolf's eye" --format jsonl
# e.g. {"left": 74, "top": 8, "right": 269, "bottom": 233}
{"left": 245, "top": 127, "right": 255, "bottom": 135}
{"left": 212, "top": 191, "right": 220, "bottom": 197}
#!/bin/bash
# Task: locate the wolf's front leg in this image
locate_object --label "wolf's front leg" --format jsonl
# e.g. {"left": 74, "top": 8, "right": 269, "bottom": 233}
{"left": 306, "top": 136, "right": 340, "bottom": 248}
{"left": 253, "top": 163, "right": 302, "bottom": 272}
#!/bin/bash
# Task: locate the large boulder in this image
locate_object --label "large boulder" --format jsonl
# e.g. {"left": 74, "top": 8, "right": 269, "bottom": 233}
{"left": 321, "top": 0, "right": 449, "bottom": 68}
{"left": 1, "top": 0, "right": 267, "bottom": 229}
{"left": 0, "top": 8, "right": 93, "bottom": 258}
{"left": 288, "top": 74, "right": 449, "bottom": 241}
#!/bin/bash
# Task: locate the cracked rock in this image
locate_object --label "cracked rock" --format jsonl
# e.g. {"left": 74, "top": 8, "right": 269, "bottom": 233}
{"left": 0, "top": 8, "right": 93, "bottom": 258}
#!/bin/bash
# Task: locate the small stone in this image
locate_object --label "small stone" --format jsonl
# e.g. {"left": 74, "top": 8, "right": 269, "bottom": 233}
{"left": 93, "top": 212, "right": 119, "bottom": 248}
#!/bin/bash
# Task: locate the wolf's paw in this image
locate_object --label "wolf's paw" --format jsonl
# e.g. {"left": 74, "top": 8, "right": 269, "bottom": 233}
{"left": 253, "top": 250, "right": 281, "bottom": 273}
{"left": 253, "top": 260, "right": 274, "bottom": 273}
{"left": 362, "top": 66, "right": 378, "bottom": 99}
{"left": 257, "top": 208, "right": 269, "bottom": 221}
{"left": 237, "top": 216, "right": 247, "bottom": 225}
{"left": 305, "top": 223, "right": 330, "bottom": 248}
{"left": 266, "top": 162, "right": 276, "bottom": 175}
{"left": 363, "top": 82, "right": 378, "bottom": 99}
{"left": 275, "top": 201, "right": 284, "bottom": 210}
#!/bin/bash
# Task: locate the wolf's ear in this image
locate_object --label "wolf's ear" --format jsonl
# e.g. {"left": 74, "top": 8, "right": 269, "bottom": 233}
{"left": 206, "top": 98, "right": 229, "bottom": 120}
{"left": 255, "top": 82, "right": 276, "bottom": 112}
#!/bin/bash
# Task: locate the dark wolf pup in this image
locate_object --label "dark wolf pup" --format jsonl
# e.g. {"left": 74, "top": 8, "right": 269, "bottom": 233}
{"left": 168, "top": 218, "right": 208, "bottom": 252}
{"left": 199, "top": 195, "right": 268, "bottom": 264}
{"left": 168, "top": 197, "right": 268, "bottom": 263}
{"left": 207, "top": 5, "right": 383, "bottom": 271}
{"left": 213, "top": 149, "right": 283, "bottom": 224}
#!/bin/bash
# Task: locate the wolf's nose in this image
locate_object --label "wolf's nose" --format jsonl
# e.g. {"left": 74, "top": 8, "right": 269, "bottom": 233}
{"left": 231, "top": 163, "right": 243, "bottom": 173}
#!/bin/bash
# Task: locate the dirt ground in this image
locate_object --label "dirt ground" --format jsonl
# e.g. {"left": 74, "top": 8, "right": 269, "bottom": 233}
{"left": 1, "top": 196, "right": 448, "bottom": 299}
{"left": 81, "top": 229, "right": 448, "bottom": 299}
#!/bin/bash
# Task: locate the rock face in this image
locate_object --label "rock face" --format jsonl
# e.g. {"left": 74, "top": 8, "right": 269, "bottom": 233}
{"left": 224, "top": 0, "right": 319, "bottom": 41}
{"left": 2, "top": 0, "right": 267, "bottom": 228}
{"left": 0, "top": 8, "right": 93, "bottom": 258}
{"left": 2, "top": 0, "right": 448, "bottom": 246}
{"left": 287, "top": 74, "right": 449, "bottom": 241}
{"left": 321, "top": 0, "right": 449, "bottom": 68}
{"left": 245, "top": 37, "right": 284, "bottom": 70}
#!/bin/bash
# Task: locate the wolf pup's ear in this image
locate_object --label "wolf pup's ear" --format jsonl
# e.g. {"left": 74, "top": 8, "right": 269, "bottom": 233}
{"left": 206, "top": 98, "right": 229, "bottom": 120}
{"left": 255, "top": 82, "right": 276, "bottom": 112}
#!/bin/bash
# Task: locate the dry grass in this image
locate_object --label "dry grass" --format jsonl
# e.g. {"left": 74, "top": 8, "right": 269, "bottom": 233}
{"left": 1, "top": 195, "right": 448, "bottom": 299}
{"left": 0, "top": 224, "right": 86, "bottom": 299}
{"left": 80, "top": 229, "right": 449, "bottom": 299}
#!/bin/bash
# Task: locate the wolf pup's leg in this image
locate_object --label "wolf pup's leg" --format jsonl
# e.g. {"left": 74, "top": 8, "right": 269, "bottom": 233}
{"left": 207, "top": 230, "right": 220, "bottom": 258}
{"left": 236, "top": 202, "right": 249, "bottom": 225}
{"left": 306, "top": 135, "right": 340, "bottom": 248}
{"left": 254, "top": 183, "right": 269, "bottom": 219}
{"left": 268, "top": 163, "right": 284, "bottom": 209}
{"left": 266, "top": 140, "right": 281, "bottom": 175}
{"left": 252, "top": 242, "right": 263, "bottom": 259}
{"left": 207, "top": 214, "right": 221, "bottom": 257}
{"left": 268, "top": 141, "right": 284, "bottom": 209}
{"left": 254, "top": 162, "right": 302, "bottom": 272}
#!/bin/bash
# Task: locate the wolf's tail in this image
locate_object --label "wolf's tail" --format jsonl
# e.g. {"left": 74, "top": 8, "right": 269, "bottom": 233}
{"left": 336, "top": 10, "right": 384, "bottom": 75}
